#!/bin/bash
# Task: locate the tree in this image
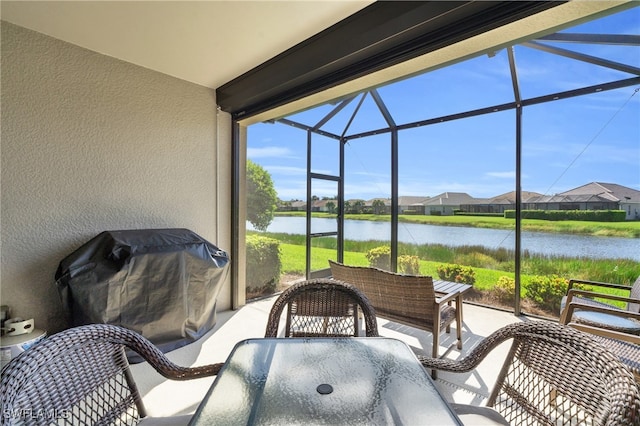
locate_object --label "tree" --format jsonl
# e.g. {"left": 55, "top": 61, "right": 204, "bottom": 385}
{"left": 247, "top": 159, "right": 278, "bottom": 231}
{"left": 372, "top": 199, "right": 386, "bottom": 215}
{"left": 352, "top": 199, "right": 365, "bottom": 214}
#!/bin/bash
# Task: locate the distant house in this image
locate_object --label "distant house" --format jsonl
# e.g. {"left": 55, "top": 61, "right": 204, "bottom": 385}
{"left": 462, "top": 191, "right": 543, "bottom": 214}
{"left": 279, "top": 182, "right": 639, "bottom": 219}
{"left": 422, "top": 192, "right": 475, "bottom": 216}
{"left": 524, "top": 182, "right": 640, "bottom": 220}
{"left": 366, "top": 198, "right": 391, "bottom": 214}
{"left": 278, "top": 200, "right": 306, "bottom": 211}
{"left": 313, "top": 199, "right": 337, "bottom": 213}
{"left": 398, "top": 196, "right": 430, "bottom": 214}
{"left": 344, "top": 199, "right": 367, "bottom": 214}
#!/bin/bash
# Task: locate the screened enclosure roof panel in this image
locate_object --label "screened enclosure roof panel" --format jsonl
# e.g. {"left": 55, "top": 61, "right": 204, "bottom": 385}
{"left": 275, "top": 5, "right": 639, "bottom": 138}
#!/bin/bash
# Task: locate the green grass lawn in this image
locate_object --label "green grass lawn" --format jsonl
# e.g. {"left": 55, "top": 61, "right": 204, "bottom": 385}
{"left": 281, "top": 243, "right": 516, "bottom": 292}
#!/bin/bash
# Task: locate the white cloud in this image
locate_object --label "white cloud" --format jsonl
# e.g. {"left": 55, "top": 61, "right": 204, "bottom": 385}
{"left": 247, "top": 146, "right": 294, "bottom": 159}
{"left": 485, "top": 171, "right": 516, "bottom": 179}
{"left": 276, "top": 185, "right": 307, "bottom": 200}
{"left": 344, "top": 182, "right": 389, "bottom": 199}
{"left": 265, "top": 165, "right": 306, "bottom": 176}
{"left": 276, "top": 181, "right": 338, "bottom": 200}
{"left": 351, "top": 170, "right": 390, "bottom": 179}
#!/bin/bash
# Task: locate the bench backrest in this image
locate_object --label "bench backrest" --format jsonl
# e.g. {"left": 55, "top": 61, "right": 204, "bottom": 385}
{"left": 329, "top": 260, "right": 437, "bottom": 328}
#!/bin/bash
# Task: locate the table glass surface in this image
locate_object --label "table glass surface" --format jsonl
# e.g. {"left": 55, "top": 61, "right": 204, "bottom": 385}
{"left": 190, "top": 337, "right": 462, "bottom": 425}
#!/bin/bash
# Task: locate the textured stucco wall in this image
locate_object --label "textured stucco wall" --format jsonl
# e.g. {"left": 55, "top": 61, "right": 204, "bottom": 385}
{"left": 1, "top": 22, "right": 232, "bottom": 333}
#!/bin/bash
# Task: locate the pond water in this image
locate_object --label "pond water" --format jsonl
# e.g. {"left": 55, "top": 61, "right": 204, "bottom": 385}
{"left": 248, "top": 217, "right": 640, "bottom": 261}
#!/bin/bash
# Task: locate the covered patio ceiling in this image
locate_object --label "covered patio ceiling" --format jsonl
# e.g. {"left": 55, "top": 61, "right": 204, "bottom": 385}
{"left": 2, "top": 1, "right": 635, "bottom": 124}
{"left": 0, "top": 0, "right": 372, "bottom": 90}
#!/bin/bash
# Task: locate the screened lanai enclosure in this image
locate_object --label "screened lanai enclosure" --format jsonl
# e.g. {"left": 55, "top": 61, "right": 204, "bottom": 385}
{"left": 245, "top": 5, "right": 640, "bottom": 318}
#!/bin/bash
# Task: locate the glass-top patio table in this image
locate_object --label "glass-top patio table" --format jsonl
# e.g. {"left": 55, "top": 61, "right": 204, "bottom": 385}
{"left": 189, "top": 337, "right": 462, "bottom": 425}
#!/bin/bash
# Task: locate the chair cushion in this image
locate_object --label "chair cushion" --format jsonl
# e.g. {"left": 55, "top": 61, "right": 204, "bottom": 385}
{"left": 561, "top": 296, "right": 640, "bottom": 334}
{"left": 451, "top": 403, "right": 510, "bottom": 425}
{"left": 572, "top": 310, "right": 640, "bottom": 334}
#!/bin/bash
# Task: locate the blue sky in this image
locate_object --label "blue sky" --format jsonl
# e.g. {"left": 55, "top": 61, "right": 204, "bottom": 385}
{"left": 248, "top": 7, "right": 639, "bottom": 201}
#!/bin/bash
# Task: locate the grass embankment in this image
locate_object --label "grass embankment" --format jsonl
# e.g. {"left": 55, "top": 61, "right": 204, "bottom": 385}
{"left": 275, "top": 212, "right": 640, "bottom": 238}
{"left": 249, "top": 231, "right": 640, "bottom": 306}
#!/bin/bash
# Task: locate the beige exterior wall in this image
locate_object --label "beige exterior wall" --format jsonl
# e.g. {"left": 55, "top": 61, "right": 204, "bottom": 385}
{"left": 1, "top": 22, "right": 232, "bottom": 333}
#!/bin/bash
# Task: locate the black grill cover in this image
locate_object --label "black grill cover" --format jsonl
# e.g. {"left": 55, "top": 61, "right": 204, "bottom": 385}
{"left": 55, "top": 229, "right": 229, "bottom": 361}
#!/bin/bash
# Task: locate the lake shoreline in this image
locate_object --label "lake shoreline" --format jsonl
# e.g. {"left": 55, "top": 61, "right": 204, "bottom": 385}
{"left": 275, "top": 212, "right": 640, "bottom": 239}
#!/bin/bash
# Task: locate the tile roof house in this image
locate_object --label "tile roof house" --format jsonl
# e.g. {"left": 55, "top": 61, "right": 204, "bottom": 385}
{"left": 524, "top": 182, "right": 640, "bottom": 220}
{"left": 398, "top": 196, "right": 430, "bottom": 215}
{"left": 312, "top": 199, "right": 338, "bottom": 213}
{"left": 422, "top": 192, "right": 476, "bottom": 216}
{"left": 462, "top": 191, "right": 543, "bottom": 214}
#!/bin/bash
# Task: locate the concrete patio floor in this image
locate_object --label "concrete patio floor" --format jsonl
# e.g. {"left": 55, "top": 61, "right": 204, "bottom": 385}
{"left": 130, "top": 295, "right": 542, "bottom": 418}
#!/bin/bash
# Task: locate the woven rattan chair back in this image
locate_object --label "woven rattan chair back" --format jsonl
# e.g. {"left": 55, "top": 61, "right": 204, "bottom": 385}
{"left": 328, "top": 260, "right": 461, "bottom": 375}
{"left": 265, "top": 278, "right": 379, "bottom": 338}
{"left": 419, "top": 321, "right": 640, "bottom": 425}
{"left": 0, "top": 324, "right": 222, "bottom": 426}
{"left": 329, "top": 260, "right": 438, "bottom": 325}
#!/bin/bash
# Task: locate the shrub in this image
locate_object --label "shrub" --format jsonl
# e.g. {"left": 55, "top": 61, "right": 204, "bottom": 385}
{"left": 524, "top": 275, "right": 568, "bottom": 314}
{"left": 436, "top": 264, "right": 476, "bottom": 285}
{"left": 366, "top": 246, "right": 390, "bottom": 270}
{"left": 456, "top": 252, "right": 499, "bottom": 269}
{"left": 245, "top": 234, "right": 281, "bottom": 297}
{"left": 398, "top": 255, "right": 420, "bottom": 275}
{"left": 491, "top": 276, "right": 516, "bottom": 305}
{"left": 504, "top": 209, "right": 626, "bottom": 222}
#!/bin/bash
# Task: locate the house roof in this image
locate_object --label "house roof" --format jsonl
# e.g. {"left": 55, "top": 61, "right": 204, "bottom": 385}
{"left": 423, "top": 192, "right": 475, "bottom": 206}
{"left": 559, "top": 182, "right": 640, "bottom": 202}
{"left": 313, "top": 199, "right": 337, "bottom": 208}
{"left": 398, "top": 196, "right": 430, "bottom": 206}
{"left": 486, "top": 190, "right": 545, "bottom": 204}
{"left": 365, "top": 198, "right": 391, "bottom": 207}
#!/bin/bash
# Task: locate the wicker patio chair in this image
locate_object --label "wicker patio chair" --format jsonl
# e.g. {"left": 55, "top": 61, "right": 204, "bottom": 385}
{"left": 419, "top": 321, "right": 640, "bottom": 426}
{"left": 0, "top": 324, "right": 223, "bottom": 426}
{"left": 265, "top": 278, "right": 379, "bottom": 338}
{"left": 562, "top": 301, "right": 640, "bottom": 383}
{"left": 559, "top": 276, "right": 640, "bottom": 334}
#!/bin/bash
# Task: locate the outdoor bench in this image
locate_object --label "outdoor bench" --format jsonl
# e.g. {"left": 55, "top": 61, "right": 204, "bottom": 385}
{"left": 328, "top": 260, "right": 470, "bottom": 363}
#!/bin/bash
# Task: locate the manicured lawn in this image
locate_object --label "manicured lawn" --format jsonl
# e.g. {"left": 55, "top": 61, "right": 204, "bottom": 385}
{"left": 281, "top": 243, "right": 515, "bottom": 292}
